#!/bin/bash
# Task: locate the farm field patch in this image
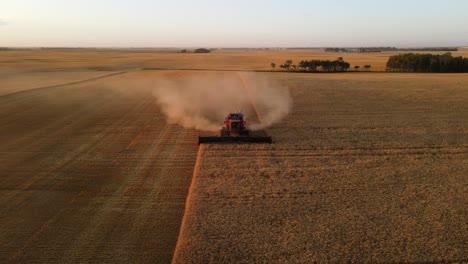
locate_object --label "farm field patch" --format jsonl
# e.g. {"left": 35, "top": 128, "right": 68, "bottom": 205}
{"left": 0, "top": 71, "right": 201, "bottom": 263}
{"left": 174, "top": 73, "right": 468, "bottom": 263}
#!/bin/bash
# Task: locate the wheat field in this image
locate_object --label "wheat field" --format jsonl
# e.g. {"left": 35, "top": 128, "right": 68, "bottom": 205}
{"left": 0, "top": 49, "right": 467, "bottom": 263}
{"left": 173, "top": 73, "right": 468, "bottom": 263}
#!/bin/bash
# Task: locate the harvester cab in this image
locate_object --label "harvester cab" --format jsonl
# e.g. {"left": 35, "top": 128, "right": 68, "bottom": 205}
{"left": 198, "top": 112, "right": 272, "bottom": 144}
{"left": 222, "top": 112, "right": 249, "bottom": 137}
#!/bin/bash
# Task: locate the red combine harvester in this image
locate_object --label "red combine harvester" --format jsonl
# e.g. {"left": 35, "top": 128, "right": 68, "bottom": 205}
{"left": 198, "top": 112, "right": 272, "bottom": 144}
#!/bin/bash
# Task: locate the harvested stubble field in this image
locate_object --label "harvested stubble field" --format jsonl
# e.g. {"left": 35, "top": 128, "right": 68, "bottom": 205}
{"left": 1, "top": 49, "right": 467, "bottom": 263}
{"left": 174, "top": 73, "right": 468, "bottom": 263}
{"left": 0, "top": 71, "right": 202, "bottom": 263}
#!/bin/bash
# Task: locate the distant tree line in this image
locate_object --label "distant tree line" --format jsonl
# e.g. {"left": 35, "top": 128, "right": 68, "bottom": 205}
{"left": 298, "top": 58, "right": 350, "bottom": 72}
{"left": 398, "top": 47, "right": 458, "bottom": 52}
{"left": 273, "top": 57, "right": 353, "bottom": 72}
{"left": 354, "top": 65, "right": 372, "bottom": 71}
{"left": 386, "top": 52, "right": 468, "bottom": 72}
{"left": 325, "top": 48, "right": 352, "bottom": 53}
{"left": 179, "top": 48, "right": 211, "bottom": 53}
{"left": 194, "top": 48, "right": 211, "bottom": 53}
{"left": 325, "top": 47, "right": 397, "bottom": 53}
{"left": 326, "top": 47, "right": 458, "bottom": 53}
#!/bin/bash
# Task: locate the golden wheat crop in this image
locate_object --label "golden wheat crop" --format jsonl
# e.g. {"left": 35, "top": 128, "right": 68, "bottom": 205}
{"left": 173, "top": 73, "right": 468, "bottom": 263}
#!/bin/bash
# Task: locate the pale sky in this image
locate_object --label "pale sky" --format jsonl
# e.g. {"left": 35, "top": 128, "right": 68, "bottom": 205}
{"left": 1, "top": 0, "right": 468, "bottom": 47}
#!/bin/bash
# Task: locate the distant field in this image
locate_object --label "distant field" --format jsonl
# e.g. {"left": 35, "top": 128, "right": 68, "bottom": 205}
{"left": 0, "top": 50, "right": 467, "bottom": 263}
{"left": 1, "top": 48, "right": 468, "bottom": 73}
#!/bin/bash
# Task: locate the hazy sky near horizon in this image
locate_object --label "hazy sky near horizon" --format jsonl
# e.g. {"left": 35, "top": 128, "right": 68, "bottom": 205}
{"left": 1, "top": 0, "right": 468, "bottom": 47}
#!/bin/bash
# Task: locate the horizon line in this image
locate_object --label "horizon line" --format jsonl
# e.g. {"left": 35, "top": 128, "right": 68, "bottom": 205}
{"left": 1, "top": 45, "right": 467, "bottom": 49}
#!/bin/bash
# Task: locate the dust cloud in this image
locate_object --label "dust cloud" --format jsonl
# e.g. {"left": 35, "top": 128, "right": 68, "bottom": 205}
{"left": 151, "top": 72, "right": 291, "bottom": 132}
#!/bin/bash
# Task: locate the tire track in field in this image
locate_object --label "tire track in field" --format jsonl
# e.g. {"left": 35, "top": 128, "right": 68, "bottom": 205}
{"left": 0, "top": 71, "right": 126, "bottom": 101}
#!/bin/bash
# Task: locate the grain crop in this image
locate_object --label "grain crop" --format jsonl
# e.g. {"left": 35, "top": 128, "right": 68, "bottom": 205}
{"left": 173, "top": 73, "right": 468, "bottom": 263}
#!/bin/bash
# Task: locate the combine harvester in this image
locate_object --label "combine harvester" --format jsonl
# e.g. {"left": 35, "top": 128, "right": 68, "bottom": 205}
{"left": 198, "top": 112, "right": 272, "bottom": 144}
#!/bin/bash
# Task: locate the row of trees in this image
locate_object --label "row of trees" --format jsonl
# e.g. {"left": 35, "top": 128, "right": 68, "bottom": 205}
{"left": 180, "top": 48, "right": 211, "bottom": 53}
{"left": 297, "top": 58, "right": 350, "bottom": 72}
{"left": 354, "top": 65, "right": 372, "bottom": 70}
{"left": 325, "top": 47, "right": 458, "bottom": 53}
{"left": 271, "top": 58, "right": 371, "bottom": 72}
{"left": 325, "top": 47, "right": 397, "bottom": 53}
{"left": 386, "top": 52, "right": 468, "bottom": 72}
{"left": 398, "top": 47, "right": 458, "bottom": 52}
